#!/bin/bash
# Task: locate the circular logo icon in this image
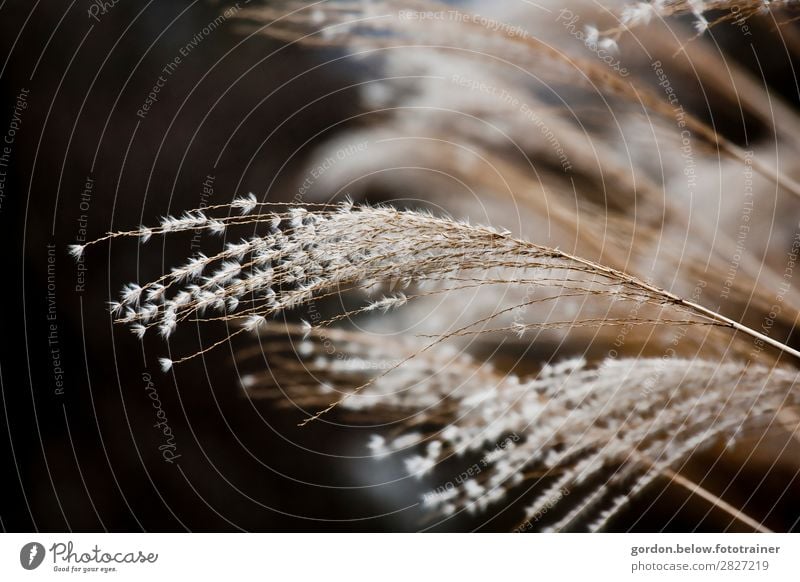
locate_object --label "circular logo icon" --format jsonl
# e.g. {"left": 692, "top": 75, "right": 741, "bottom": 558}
{"left": 19, "top": 542, "right": 45, "bottom": 570}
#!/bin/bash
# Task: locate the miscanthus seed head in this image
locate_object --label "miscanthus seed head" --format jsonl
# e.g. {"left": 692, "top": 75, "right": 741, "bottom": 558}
{"left": 78, "top": 202, "right": 799, "bottom": 376}
{"left": 78, "top": 198, "right": 800, "bottom": 529}
{"left": 243, "top": 324, "right": 800, "bottom": 530}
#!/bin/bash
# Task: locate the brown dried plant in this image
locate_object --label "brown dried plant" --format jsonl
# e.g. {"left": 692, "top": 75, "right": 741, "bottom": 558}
{"left": 75, "top": 0, "right": 800, "bottom": 531}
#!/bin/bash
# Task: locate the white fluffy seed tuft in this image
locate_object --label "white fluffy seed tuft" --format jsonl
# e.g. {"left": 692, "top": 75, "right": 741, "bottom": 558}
{"left": 232, "top": 193, "right": 258, "bottom": 215}
{"left": 68, "top": 244, "right": 86, "bottom": 259}
{"left": 244, "top": 314, "right": 267, "bottom": 331}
